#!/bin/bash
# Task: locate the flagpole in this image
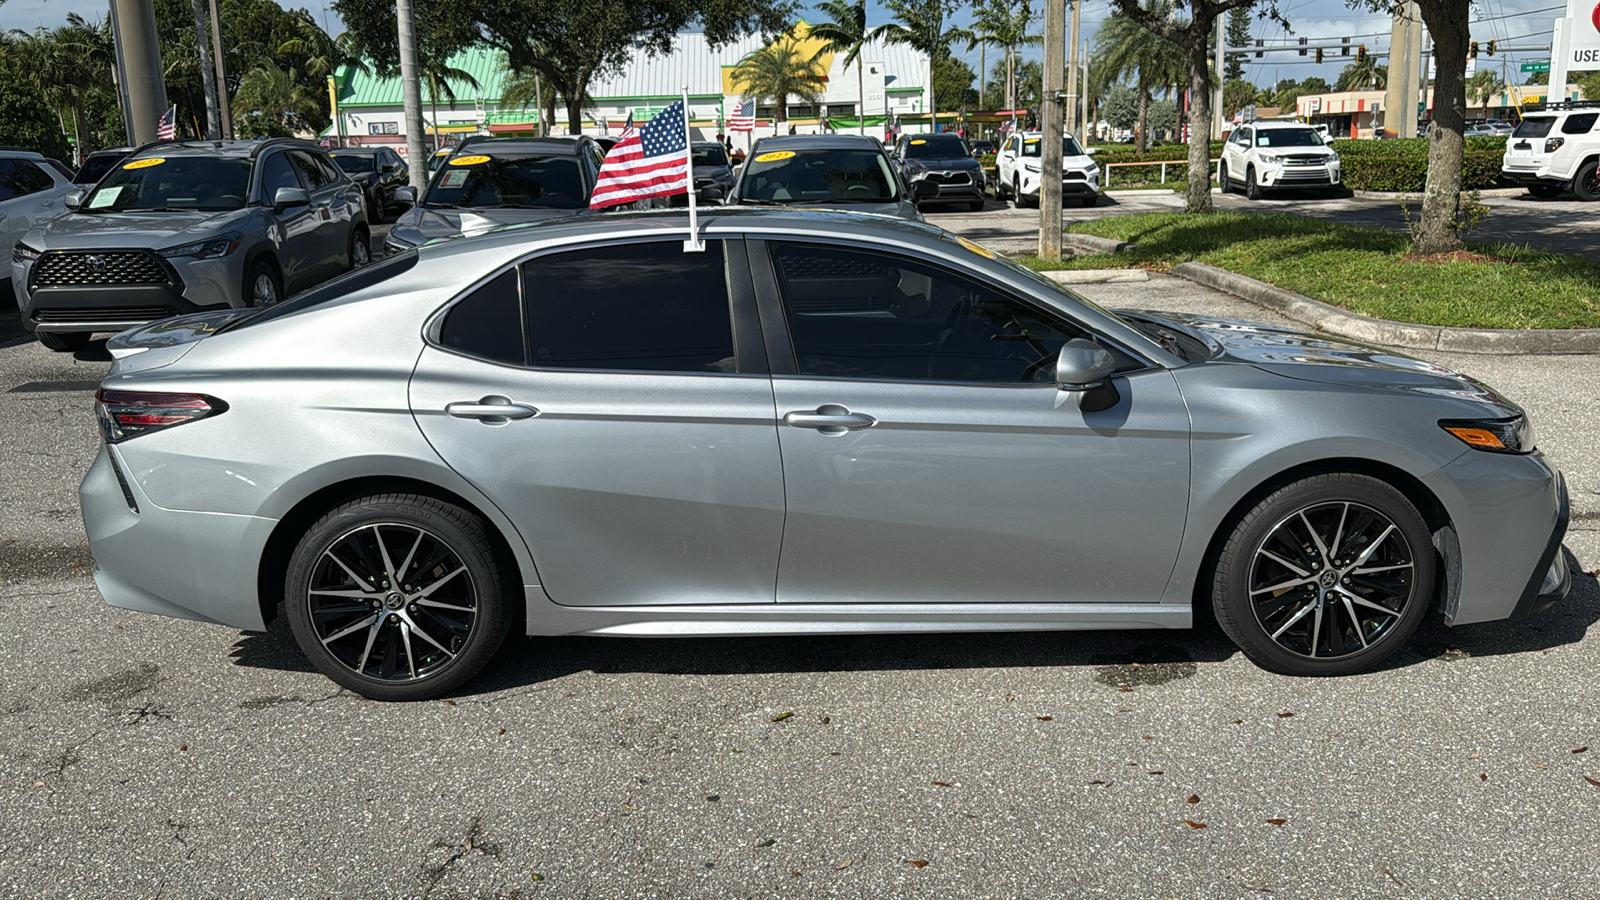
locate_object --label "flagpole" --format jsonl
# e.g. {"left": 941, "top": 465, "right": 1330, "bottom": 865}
{"left": 682, "top": 88, "right": 704, "bottom": 254}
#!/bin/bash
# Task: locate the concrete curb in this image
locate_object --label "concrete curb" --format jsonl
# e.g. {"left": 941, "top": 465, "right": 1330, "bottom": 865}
{"left": 1169, "top": 261, "right": 1600, "bottom": 355}
{"left": 1350, "top": 187, "right": 1526, "bottom": 201}
{"left": 1040, "top": 269, "right": 1151, "bottom": 284}
{"left": 1063, "top": 233, "right": 1135, "bottom": 254}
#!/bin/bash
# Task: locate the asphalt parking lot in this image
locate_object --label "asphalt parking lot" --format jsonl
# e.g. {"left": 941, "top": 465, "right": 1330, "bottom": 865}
{"left": 4, "top": 229, "right": 1600, "bottom": 898}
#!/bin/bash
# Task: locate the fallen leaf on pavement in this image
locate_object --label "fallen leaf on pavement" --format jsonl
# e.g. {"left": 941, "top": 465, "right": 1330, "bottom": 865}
{"left": 497, "top": 728, "right": 505, "bottom": 736}
{"left": 1087, "top": 780, "right": 1111, "bottom": 786}
{"left": 1148, "top": 771, "right": 1163, "bottom": 775}
{"left": 1036, "top": 716, "right": 1053, "bottom": 722}
{"left": 1277, "top": 712, "right": 1294, "bottom": 719}
{"left": 819, "top": 716, "right": 830, "bottom": 724}
{"left": 905, "top": 859, "right": 928, "bottom": 867}
{"left": 1575, "top": 747, "right": 1588, "bottom": 754}
{"left": 1480, "top": 773, "right": 1488, "bottom": 782}
{"left": 770, "top": 712, "right": 793, "bottom": 722}
{"left": 932, "top": 781, "right": 954, "bottom": 788}
{"left": 1469, "top": 753, "right": 1481, "bottom": 759}
{"left": 1186, "top": 794, "right": 1200, "bottom": 804}
{"left": 1183, "top": 820, "right": 1206, "bottom": 829}
{"left": 757, "top": 839, "right": 776, "bottom": 847}
{"left": 1141, "top": 735, "right": 1153, "bottom": 740}
{"left": 836, "top": 860, "right": 851, "bottom": 869}
{"left": 1585, "top": 776, "right": 1600, "bottom": 788}
{"left": 1265, "top": 818, "right": 1287, "bottom": 826}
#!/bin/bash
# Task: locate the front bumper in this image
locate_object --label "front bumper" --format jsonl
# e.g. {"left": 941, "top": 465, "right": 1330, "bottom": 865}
{"left": 1257, "top": 163, "right": 1341, "bottom": 188}
{"left": 82, "top": 442, "right": 277, "bottom": 631}
{"left": 1509, "top": 471, "right": 1571, "bottom": 619}
{"left": 1020, "top": 171, "right": 1101, "bottom": 199}
{"left": 913, "top": 173, "right": 986, "bottom": 204}
{"left": 14, "top": 250, "right": 246, "bottom": 334}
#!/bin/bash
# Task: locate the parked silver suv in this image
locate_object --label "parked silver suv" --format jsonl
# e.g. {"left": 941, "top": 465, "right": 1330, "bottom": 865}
{"left": 12, "top": 138, "right": 369, "bottom": 351}
{"left": 0, "top": 146, "right": 77, "bottom": 306}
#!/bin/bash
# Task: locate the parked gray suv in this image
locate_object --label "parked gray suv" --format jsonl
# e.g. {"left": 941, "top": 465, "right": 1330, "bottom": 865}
{"left": 12, "top": 138, "right": 369, "bottom": 351}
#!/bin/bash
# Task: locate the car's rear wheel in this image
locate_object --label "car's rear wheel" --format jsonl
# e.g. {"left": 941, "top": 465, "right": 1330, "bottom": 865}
{"left": 1218, "top": 161, "right": 1232, "bottom": 193}
{"left": 1211, "top": 473, "right": 1435, "bottom": 676}
{"left": 37, "top": 331, "right": 90, "bottom": 353}
{"left": 350, "top": 226, "right": 371, "bottom": 269}
{"left": 285, "top": 494, "right": 515, "bottom": 701}
{"left": 1574, "top": 162, "right": 1600, "bottom": 202}
{"left": 1528, "top": 183, "right": 1563, "bottom": 200}
{"left": 246, "top": 260, "right": 281, "bottom": 307}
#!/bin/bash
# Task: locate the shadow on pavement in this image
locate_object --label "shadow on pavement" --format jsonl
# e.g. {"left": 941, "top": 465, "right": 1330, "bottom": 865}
{"left": 228, "top": 549, "right": 1598, "bottom": 696}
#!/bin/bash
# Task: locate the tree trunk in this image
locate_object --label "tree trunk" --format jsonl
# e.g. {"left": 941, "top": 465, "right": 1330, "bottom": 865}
{"left": 1184, "top": 39, "right": 1213, "bottom": 214}
{"left": 71, "top": 104, "right": 89, "bottom": 158}
{"left": 1414, "top": 1, "right": 1469, "bottom": 255}
{"left": 565, "top": 92, "right": 586, "bottom": 135}
{"left": 189, "top": 0, "right": 221, "bottom": 139}
{"left": 1136, "top": 71, "right": 1148, "bottom": 152}
{"left": 928, "top": 57, "right": 936, "bottom": 133}
{"left": 979, "top": 43, "right": 986, "bottom": 110}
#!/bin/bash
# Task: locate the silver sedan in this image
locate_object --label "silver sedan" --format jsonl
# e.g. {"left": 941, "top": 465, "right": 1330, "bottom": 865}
{"left": 80, "top": 209, "right": 1571, "bottom": 700}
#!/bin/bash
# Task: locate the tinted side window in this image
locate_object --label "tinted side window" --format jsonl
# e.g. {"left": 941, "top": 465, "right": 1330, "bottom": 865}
{"left": 1562, "top": 113, "right": 1599, "bottom": 134}
{"left": 439, "top": 270, "right": 524, "bottom": 364}
{"left": 0, "top": 159, "right": 53, "bottom": 202}
{"left": 289, "top": 151, "right": 330, "bottom": 189}
{"left": 770, "top": 242, "right": 1092, "bottom": 383}
{"left": 521, "top": 241, "right": 734, "bottom": 372}
{"left": 313, "top": 153, "right": 342, "bottom": 184}
{"left": 260, "top": 153, "right": 301, "bottom": 198}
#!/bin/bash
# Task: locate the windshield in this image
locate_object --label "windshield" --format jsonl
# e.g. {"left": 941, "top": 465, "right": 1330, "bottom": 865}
{"left": 425, "top": 155, "right": 587, "bottom": 209}
{"left": 81, "top": 156, "right": 252, "bottom": 212}
{"left": 1021, "top": 137, "right": 1086, "bottom": 157}
{"left": 904, "top": 135, "right": 970, "bottom": 158}
{"left": 331, "top": 154, "right": 376, "bottom": 174}
{"left": 1513, "top": 117, "right": 1554, "bottom": 138}
{"left": 74, "top": 154, "right": 126, "bottom": 185}
{"left": 739, "top": 148, "right": 899, "bottom": 204}
{"left": 1254, "top": 128, "right": 1324, "bottom": 147}
{"left": 692, "top": 146, "right": 729, "bottom": 167}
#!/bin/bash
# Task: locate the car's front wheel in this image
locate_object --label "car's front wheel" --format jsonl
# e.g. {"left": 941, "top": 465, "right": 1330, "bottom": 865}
{"left": 350, "top": 226, "right": 371, "bottom": 269}
{"left": 1218, "top": 161, "right": 1232, "bottom": 193}
{"left": 1245, "top": 166, "right": 1264, "bottom": 201}
{"left": 246, "top": 260, "right": 281, "bottom": 307}
{"left": 285, "top": 493, "right": 515, "bottom": 701}
{"left": 1211, "top": 473, "right": 1435, "bottom": 676}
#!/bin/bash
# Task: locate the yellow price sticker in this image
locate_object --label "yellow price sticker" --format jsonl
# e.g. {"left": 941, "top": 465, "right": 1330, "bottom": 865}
{"left": 754, "top": 150, "right": 795, "bottom": 162}
{"left": 911, "top": 139, "right": 928, "bottom": 145}
{"left": 449, "top": 155, "right": 492, "bottom": 166}
{"left": 956, "top": 236, "right": 996, "bottom": 259}
{"left": 123, "top": 158, "right": 165, "bottom": 170}
{"left": 1024, "top": 138, "right": 1040, "bottom": 144}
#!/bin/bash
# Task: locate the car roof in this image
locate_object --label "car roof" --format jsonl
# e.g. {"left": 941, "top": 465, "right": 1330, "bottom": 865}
{"left": 750, "top": 134, "right": 887, "bottom": 151}
{"left": 330, "top": 148, "right": 384, "bottom": 156}
{"left": 0, "top": 146, "right": 46, "bottom": 158}
{"left": 453, "top": 137, "right": 590, "bottom": 156}
{"left": 125, "top": 138, "right": 323, "bottom": 160}
{"left": 1249, "top": 121, "right": 1317, "bottom": 130}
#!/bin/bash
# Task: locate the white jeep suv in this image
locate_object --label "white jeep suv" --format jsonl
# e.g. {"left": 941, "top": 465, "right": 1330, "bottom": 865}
{"left": 995, "top": 132, "right": 1100, "bottom": 208}
{"left": 1220, "top": 121, "right": 1342, "bottom": 199}
{"left": 0, "top": 147, "right": 75, "bottom": 304}
{"left": 1501, "top": 103, "right": 1600, "bottom": 200}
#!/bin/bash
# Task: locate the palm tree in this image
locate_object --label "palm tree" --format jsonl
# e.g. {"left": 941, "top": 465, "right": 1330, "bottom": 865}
{"left": 958, "top": 0, "right": 1041, "bottom": 117}
{"left": 1091, "top": 0, "right": 1187, "bottom": 150}
{"left": 809, "top": 0, "right": 869, "bottom": 135}
{"left": 871, "top": 0, "right": 962, "bottom": 131}
{"left": 731, "top": 35, "right": 828, "bottom": 133}
{"left": 232, "top": 65, "right": 323, "bottom": 137}
{"left": 502, "top": 62, "right": 590, "bottom": 138}
{"left": 1467, "top": 68, "right": 1506, "bottom": 115}
{"left": 417, "top": 52, "right": 481, "bottom": 150}
{"left": 1335, "top": 57, "right": 1387, "bottom": 92}
{"left": 9, "top": 23, "right": 105, "bottom": 156}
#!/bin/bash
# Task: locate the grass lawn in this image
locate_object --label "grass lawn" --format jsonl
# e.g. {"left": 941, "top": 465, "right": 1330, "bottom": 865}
{"left": 1020, "top": 212, "right": 1600, "bottom": 330}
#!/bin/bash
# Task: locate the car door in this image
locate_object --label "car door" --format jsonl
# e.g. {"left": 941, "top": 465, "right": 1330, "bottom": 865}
{"left": 1223, "top": 128, "right": 1248, "bottom": 179}
{"left": 751, "top": 237, "right": 1192, "bottom": 606}
{"left": 287, "top": 151, "right": 345, "bottom": 282}
{"left": 0, "top": 158, "right": 66, "bottom": 264}
{"left": 409, "top": 238, "right": 786, "bottom": 607}
{"left": 258, "top": 150, "right": 322, "bottom": 292}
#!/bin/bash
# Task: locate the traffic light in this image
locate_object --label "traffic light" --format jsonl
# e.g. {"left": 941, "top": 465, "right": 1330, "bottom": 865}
{"left": 1487, "top": 40, "right": 1496, "bottom": 56}
{"left": 1299, "top": 37, "right": 1308, "bottom": 56}
{"left": 1255, "top": 39, "right": 1263, "bottom": 59}
{"left": 1315, "top": 48, "right": 1324, "bottom": 64}
{"left": 1469, "top": 41, "right": 1479, "bottom": 59}
{"left": 1357, "top": 45, "right": 1368, "bottom": 63}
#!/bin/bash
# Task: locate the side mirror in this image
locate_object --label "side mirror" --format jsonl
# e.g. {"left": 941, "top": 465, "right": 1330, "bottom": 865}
{"left": 698, "top": 185, "right": 723, "bottom": 202}
{"left": 64, "top": 189, "right": 85, "bottom": 210}
{"left": 273, "top": 187, "right": 310, "bottom": 211}
{"left": 1085, "top": 147, "right": 1099, "bottom": 157}
{"left": 394, "top": 186, "right": 418, "bottom": 205}
{"left": 1055, "top": 339, "right": 1116, "bottom": 391}
{"left": 382, "top": 163, "right": 399, "bottom": 173}
{"left": 911, "top": 180, "right": 939, "bottom": 200}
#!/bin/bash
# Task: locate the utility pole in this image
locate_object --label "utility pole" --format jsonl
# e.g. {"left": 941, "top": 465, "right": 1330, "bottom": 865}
{"left": 1213, "top": 15, "right": 1225, "bottom": 139}
{"left": 189, "top": 0, "right": 221, "bottom": 139}
{"left": 1383, "top": 4, "right": 1417, "bottom": 138}
{"left": 109, "top": 0, "right": 168, "bottom": 144}
{"left": 208, "top": 0, "right": 231, "bottom": 138}
{"left": 396, "top": 0, "right": 429, "bottom": 183}
{"left": 1081, "top": 38, "right": 1090, "bottom": 140}
{"left": 1039, "top": 0, "right": 1065, "bottom": 261}
{"left": 1065, "top": 0, "right": 1080, "bottom": 135}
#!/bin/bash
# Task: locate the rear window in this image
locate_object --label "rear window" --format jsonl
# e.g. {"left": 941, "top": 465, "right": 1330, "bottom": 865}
{"left": 74, "top": 154, "right": 126, "bottom": 185}
{"left": 1562, "top": 113, "right": 1599, "bottom": 134}
{"left": 1514, "top": 117, "right": 1555, "bottom": 138}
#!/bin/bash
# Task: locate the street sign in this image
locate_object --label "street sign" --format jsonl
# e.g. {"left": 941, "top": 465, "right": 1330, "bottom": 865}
{"left": 1522, "top": 61, "right": 1552, "bottom": 73}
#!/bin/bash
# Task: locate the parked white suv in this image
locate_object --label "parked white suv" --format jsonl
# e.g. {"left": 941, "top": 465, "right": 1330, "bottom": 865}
{"left": 1502, "top": 103, "right": 1600, "bottom": 200}
{"left": 1220, "top": 121, "right": 1342, "bottom": 199}
{"left": 0, "top": 147, "right": 75, "bottom": 304}
{"left": 995, "top": 132, "right": 1100, "bottom": 208}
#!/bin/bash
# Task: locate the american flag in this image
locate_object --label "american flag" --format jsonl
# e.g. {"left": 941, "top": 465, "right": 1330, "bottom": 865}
{"left": 727, "top": 100, "right": 755, "bottom": 133}
{"left": 589, "top": 101, "right": 689, "bottom": 210}
{"left": 156, "top": 105, "right": 176, "bottom": 141}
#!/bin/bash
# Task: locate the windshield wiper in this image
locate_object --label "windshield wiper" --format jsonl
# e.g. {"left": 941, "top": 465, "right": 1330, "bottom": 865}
{"left": 737, "top": 198, "right": 789, "bottom": 207}
{"left": 424, "top": 202, "right": 457, "bottom": 209}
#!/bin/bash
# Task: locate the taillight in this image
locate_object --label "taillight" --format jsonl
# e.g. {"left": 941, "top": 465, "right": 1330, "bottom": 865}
{"left": 1545, "top": 137, "right": 1565, "bottom": 153}
{"left": 95, "top": 389, "right": 227, "bottom": 443}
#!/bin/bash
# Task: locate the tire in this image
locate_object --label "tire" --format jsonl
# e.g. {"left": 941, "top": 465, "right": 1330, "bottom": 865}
{"left": 350, "top": 226, "right": 371, "bottom": 269}
{"left": 245, "top": 259, "right": 282, "bottom": 307}
{"left": 996, "top": 177, "right": 1010, "bottom": 201}
{"left": 1211, "top": 472, "right": 1435, "bottom": 677}
{"left": 1528, "top": 183, "right": 1563, "bottom": 200}
{"left": 285, "top": 493, "right": 515, "bottom": 701}
{"left": 1080, "top": 195, "right": 1098, "bottom": 208}
{"left": 369, "top": 189, "right": 386, "bottom": 222}
{"left": 1014, "top": 176, "right": 1036, "bottom": 209}
{"left": 1574, "top": 162, "right": 1600, "bottom": 202}
{"left": 1245, "top": 166, "right": 1263, "bottom": 201}
{"left": 1218, "top": 161, "right": 1231, "bottom": 194}
{"left": 37, "top": 331, "right": 90, "bottom": 352}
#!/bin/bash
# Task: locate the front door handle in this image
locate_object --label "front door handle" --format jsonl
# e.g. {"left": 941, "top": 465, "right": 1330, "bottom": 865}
{"left": 446, "top": 395, "right": 538, "bottom": 424}
{"left": 783, "top": 404, "right": 876, "bottom": 435}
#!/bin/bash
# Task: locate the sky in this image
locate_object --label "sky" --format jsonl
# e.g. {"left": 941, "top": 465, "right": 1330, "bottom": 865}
{"left": 0, "top": 0, "right": 1574, "bottom": 88}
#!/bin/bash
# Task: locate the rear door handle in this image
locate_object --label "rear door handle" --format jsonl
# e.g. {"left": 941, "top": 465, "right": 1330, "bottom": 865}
{"left": 783, "top": 404, "right": 876, "bottom": 435}
{"left": 446, "top": 395, "right": 538, "bottom": 424}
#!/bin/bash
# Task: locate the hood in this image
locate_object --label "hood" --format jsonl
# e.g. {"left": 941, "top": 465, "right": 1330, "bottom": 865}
{"left": 35, "top": 208, "right": 254, "bottom": 250}
{"left": 1126, "top": 310, "right": 1516, "bottom": 407}
{"left": 906, "top": 155, "right": 982, "bottom": 170}
{"left": 390, "top": 205, "right": 581, "bottom": 245}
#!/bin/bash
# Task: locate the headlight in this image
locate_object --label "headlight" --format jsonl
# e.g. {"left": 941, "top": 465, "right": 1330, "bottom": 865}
{"left": 1327, "top": 152, "right": 1340, "bottom": 164}
{"left": 1440, "top": 415, "right": 1534, "bottom": 453}
{"left": 1022, "top": 160, "right": 1041, "bottom": 171}
{"left": 159, "top": 232, "right": 241, "bottom": 259}
{"left": 12, "top": 242, "right": 41, "bottom": 263}
{"left": 1258, "top": 153, "right": 1282, "bottom": 164}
